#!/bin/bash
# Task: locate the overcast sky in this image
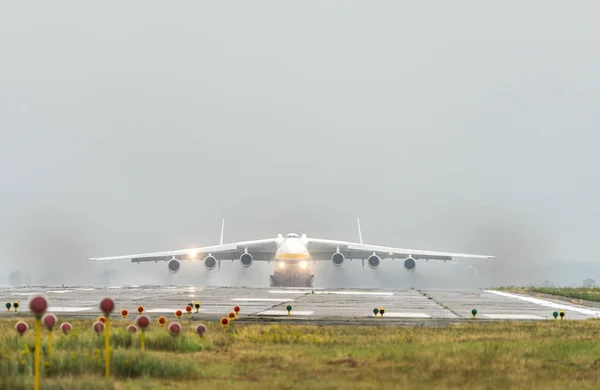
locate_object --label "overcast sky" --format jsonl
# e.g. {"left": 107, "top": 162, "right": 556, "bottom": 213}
{"left": 1, "top": 1, "right": 599, "bottom": 288}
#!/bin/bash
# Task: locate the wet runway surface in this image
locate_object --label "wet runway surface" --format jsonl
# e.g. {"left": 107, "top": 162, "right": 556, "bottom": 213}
{"left": 1, "top": 286, "right": 599, "bottom": 326}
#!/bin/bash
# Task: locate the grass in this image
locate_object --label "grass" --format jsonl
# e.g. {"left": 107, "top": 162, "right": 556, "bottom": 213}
{"left": 0, "top": 317, "right": 599, "bottom": 389}
{"left": 496, "top": 286, "right": 600, "bottom": 303}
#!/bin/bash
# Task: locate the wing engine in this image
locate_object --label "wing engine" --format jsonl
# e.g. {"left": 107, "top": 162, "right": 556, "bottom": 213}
{"left": 167, "top": 258, "right": 180, "bottom": 274}
{"left": 240, "top": 253, "right": 253, "bottom": 267}
{"left": 331, "top": 252, "right": 344, "bottom": 267}
{"left": 367, "top": 254, "right": 380, "bottom": 269}
{"left": 204, "top": 255, "right": 217, "bottom": 270}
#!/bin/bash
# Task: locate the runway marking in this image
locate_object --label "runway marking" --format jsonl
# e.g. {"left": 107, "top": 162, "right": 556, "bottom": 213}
{"left": 313, "top": 291, "right": 394, "bottom": 296}
{"left": 76, "top": 288, "right": 96, "bottom": 291}
{"left": 380, "top": 312, "right": 431, "bottom": 318}
{"left": 486, "top": 290, "right": 600, "bottom": 318}
{"left": 145, "top": 308, "right": 204, "bottom": 313}
{"left": 13, "top": 292, "right": 38, "bottom": 296}
{"left": 482, "top": 314, "right": 545, "bottom": 320}
{"left": 268, "top": 290, "right": 309, "bottom": 294}
{"left": 47, "top": 306, "right": 92, "bottom": 312}
{"left": 232, "top": 298, "right": 293, "bottom": 302}
{"left": 48, "top": 290, "right": 73, "bottom": 294}
{"left": 258, "top": 310, "right": 313, "bottom": 316}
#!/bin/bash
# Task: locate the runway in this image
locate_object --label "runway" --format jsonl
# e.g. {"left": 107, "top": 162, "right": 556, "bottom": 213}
{"left": 1, "top": 286, "right": 599, "bottom": 326}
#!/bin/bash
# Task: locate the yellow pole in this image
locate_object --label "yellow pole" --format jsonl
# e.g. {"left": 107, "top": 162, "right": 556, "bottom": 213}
{"left": 48, "top": 330, "right": 53, "bottom": 360}
{"left": 34, "top": 318, "right": 41, "bottom": 390}
{"left": 140, "top": 331, "right": 145, "bottom": 351}
{"left": 104, "top": 316, "right": 110, "bottom": 378}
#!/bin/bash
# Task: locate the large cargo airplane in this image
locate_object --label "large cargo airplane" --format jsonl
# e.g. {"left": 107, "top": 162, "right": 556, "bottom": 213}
{"left": 88, "top": 219, "right": 495, "bottom": 287}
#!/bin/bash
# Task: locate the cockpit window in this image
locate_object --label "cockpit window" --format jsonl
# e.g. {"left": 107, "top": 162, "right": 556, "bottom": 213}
{"left": 286, "top": 233, "right": 299, "bottom": 238}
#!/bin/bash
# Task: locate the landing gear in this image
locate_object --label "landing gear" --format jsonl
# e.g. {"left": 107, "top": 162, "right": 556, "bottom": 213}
{"left": 270, "top": 267, "right": 314, "bottom": 287}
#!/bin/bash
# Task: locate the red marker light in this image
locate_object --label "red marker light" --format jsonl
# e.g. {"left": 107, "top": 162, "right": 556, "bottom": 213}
{"left": 99, "top": 298, "right": 115, "bottom": 315}
{"left": 98, "top": 316, "right": 106, "bottom": 324}
{"left": 158, "top": 316, "right": 167, "bottom": 326}
{"left": 185, "top": 305, "right": 192, "bottom": 313}
{"left": 127, "top": 325, "right": 137, "bottom": 334}
{"left": 93, "top": 321, "right": 104, "bottom": 334}
{"left": 228, "top": 312, "right": 236, "bottom": 320}
{"left": 220, "top": 317, "right": 229, "bottom": 327}
{"left": 234, "top": 306, "right": 240, "bottom": 313}
{"left": 137, "top": 306, "right": 144, "bottom": 314}
{"left": 121, "top": 309, "right": 129, "bottom": 318}
{"left": 60, "top": 322, "right": 72, "bottom": 335}
{"left": 168, "top": 322, "right": 181, "bottom": 336}
{"left": 42, "top": 314, "right": 57, "bottom": 330}
{"left": 28, "top": 296, "right": 48, "bottom": 318}
{"left": 196, "top": 324, "right": 207, "bottom": 336}
{"left": 136, "top": 315, "right": 150, "bottom": 330}
{"left": 175, "top": 310, "right": 183, "bottom": 318}
{"left": 15, "top": 321, "right": 28, "bottom": 336}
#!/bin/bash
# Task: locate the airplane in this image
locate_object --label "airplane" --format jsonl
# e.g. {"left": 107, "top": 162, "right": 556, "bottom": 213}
{"left": 88, "top": 218, "right": 495, "bottom": 287}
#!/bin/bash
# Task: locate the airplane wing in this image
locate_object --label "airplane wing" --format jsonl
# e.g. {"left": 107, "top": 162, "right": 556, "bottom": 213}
{"left": 305, "top": 238, "right": 495, "bottom": 261}
{"left": 88, "top": 238, "right": 280, "bottom": 263}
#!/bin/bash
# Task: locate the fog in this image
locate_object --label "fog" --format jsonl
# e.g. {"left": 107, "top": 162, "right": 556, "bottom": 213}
{"left": 1, "top": 1, "right": 599, "bottom": 289}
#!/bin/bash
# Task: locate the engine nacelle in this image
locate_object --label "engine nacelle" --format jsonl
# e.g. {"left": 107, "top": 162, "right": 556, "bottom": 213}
{"left": 367, "top": 254, "right": 380, "bottom": 269}
{"left": 404, "top": 257, "right": 416, "bottom": 272}
{"left": 240, "top": 253, "right": 253, "bottom": 267}
{"left": 167, "top": 259, "right": 180, "bottom": 274}
{"left": 204, "top": 255, "right": 217, "bottom": 270}
{"left": 331, "top": 252, "right": 344, "bottom": 267}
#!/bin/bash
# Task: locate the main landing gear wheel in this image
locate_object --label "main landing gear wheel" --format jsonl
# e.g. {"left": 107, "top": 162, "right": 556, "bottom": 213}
{"left": 270, "top": 271, "right": 314, "bottom": 288}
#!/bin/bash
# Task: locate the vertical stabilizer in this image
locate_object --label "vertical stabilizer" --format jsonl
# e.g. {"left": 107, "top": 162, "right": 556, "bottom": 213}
{"left": 357, "top": 218, "right": 363, "bottom": 244}
{"left": 220, "top": 219, "right": 225, "bottom": 245}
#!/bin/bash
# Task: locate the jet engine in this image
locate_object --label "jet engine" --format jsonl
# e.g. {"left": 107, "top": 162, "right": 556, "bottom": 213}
{"left": 331, "top": 252, "right": 344, "bottom": 267}
{"left": 404, "top": 257, "right": 416, "bottom": 272}
{"left": 167, "top": 258, "right": 180, "bottom": 274}
{"left": 204, "top": 255, "right": 217, "bottom": 270}
{"left": 367, "top": 254, "right": 380, "bottom": 269}
{"left": 240, "top": 253, "right": 253, "bottom": 267}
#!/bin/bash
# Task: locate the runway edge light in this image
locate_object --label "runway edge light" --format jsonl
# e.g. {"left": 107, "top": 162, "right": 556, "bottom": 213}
{"left": 286, "top": 305, "right": 292, "bottom": 316}
{"left": 168, "top": 322, "right": 181, "bottom": 336}
{"left": 13, "top": 301, "right": 19, "bottom": 313}
{"left": 42, "top": 313, "right": 57, "bottom": 360}
{"left": 60, "top": 322, "right": 72, "bottom": 335}
{"left": 220, "top": 317, "right": 230, "bottom": 332}
{"left": 5, "top": 302, "right": 11, "bottom": 312}
{"left": 471, "top": 309, "right": 477, "bottom": 319}
{"left": 28, "top": 295, "right": 48, "bottom": 390}
{"left": 379, "top": 308, "right": 385, "bottom": 317}
{"left": 136, "top": 315, "right": 150, "bottom": 350}
{"left": 553, "top": 311, "right": 558, "bottom": 320}
{"left": 373, "top": 308, "right": 379, "bottom": 317}
{"left": 196, "top": 324, "right": 207, "bottom": 337}
{"left": 15, "top": 321, "right": 28, "bottom": 336}
{"left": 560, "top": 310, "right": 565, "bottom": 320}
{"left": 99, "top": 297, "right": 115, "bottom": 379}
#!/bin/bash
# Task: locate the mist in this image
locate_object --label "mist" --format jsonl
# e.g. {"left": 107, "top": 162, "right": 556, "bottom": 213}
{"left": 1, "top": 1, "right": 599, "bottom": 289}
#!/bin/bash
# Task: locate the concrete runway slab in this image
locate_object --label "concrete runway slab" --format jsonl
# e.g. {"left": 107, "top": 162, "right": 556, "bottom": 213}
{"left": 1, "top": 286, "right": 599, "bottom": 326}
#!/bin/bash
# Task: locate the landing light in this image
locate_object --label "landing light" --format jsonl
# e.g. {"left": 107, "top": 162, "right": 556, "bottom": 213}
{"left": 299, "top": 261, "right": 307, "bottom": 269}
{"left": 278, "top": 262, "right": 285, "bottom": 269}
{"left": 188, "top": 249, "right": 197, "bottom": 259}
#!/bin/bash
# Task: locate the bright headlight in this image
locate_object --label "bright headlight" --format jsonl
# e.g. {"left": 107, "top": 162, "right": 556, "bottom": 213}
{"left": 278, "top": 262, "right": 285, "bottom": 269}
{"left": 299, "top": 261, "right": 307, "bottom": 269}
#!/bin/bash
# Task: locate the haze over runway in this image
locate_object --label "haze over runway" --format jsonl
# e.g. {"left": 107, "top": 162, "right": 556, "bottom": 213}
{"left": 1, "top": 286, "right": 598, "bottom": 325}
{"left": 1, "top": 2, "right": 599, "bottom": 288}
